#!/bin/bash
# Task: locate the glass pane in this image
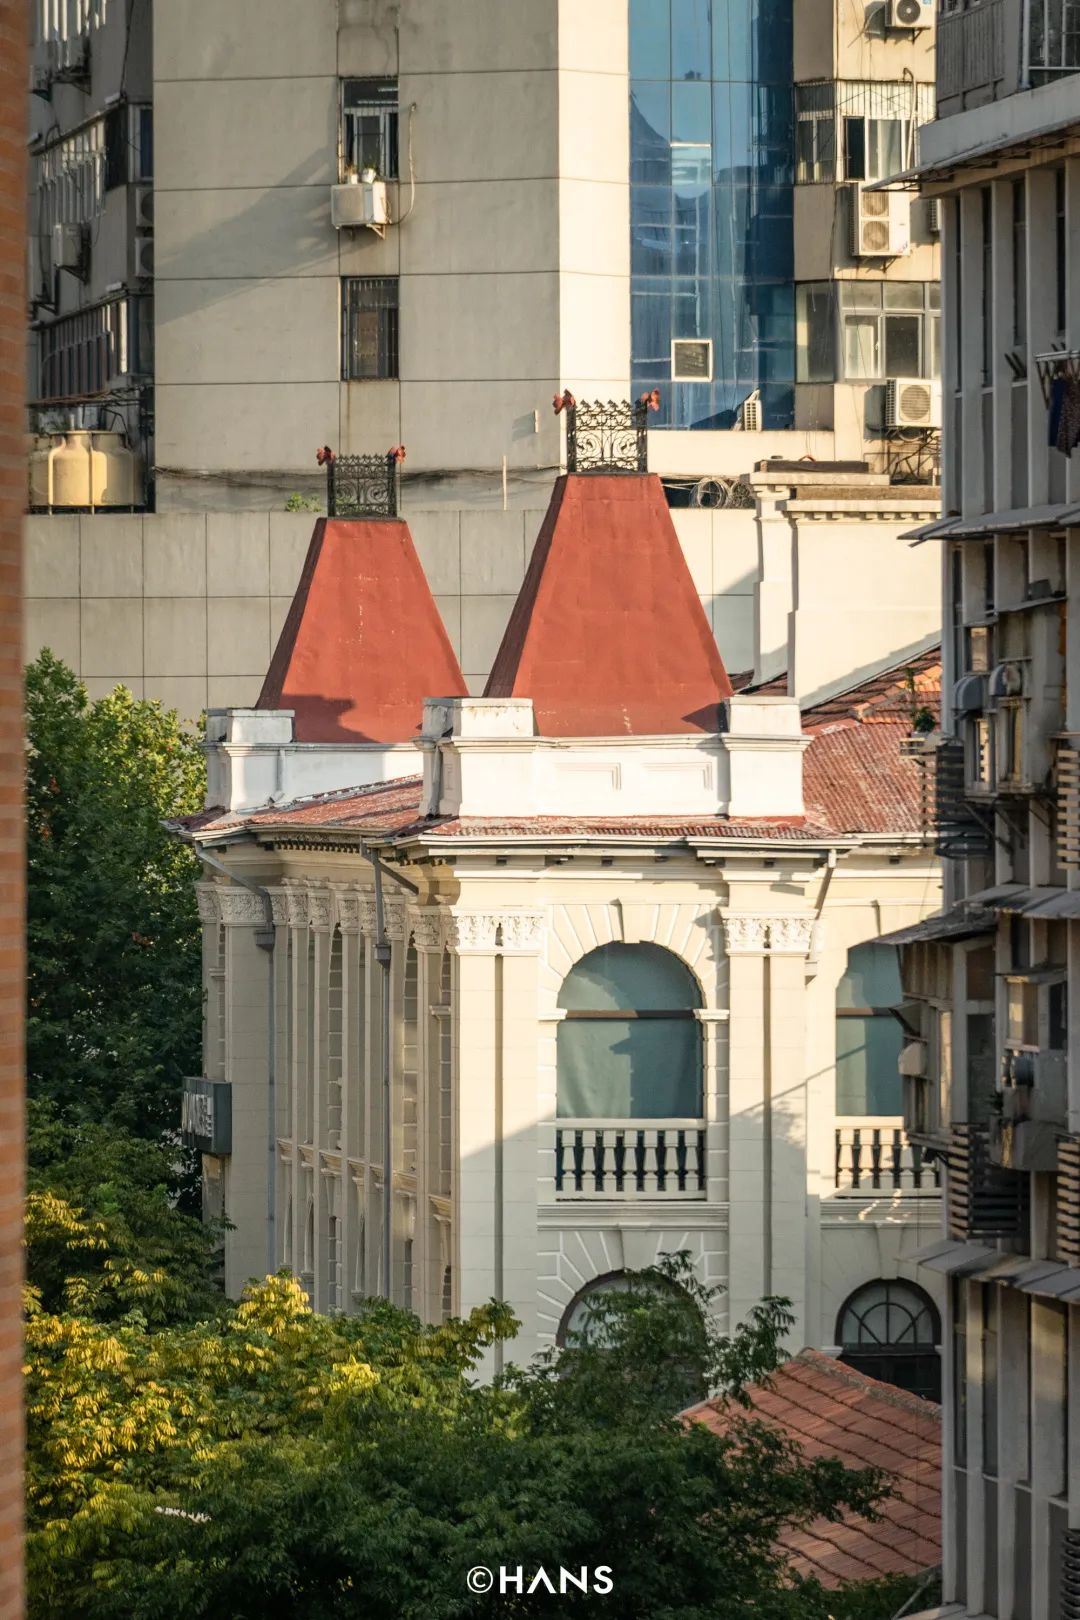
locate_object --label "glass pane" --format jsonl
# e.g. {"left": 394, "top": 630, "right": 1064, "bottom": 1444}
{"left": 672, "top": 79, "right": 711, "bottom": 144}
{"left": 558, "top": 942, "right": 703, "bottom": 1012}
{"left": 839, "top": 279, "right": 882, "bottom": 310}
{"left": 836, "top": 1015, "right": 903, "bottom": 1113}
{"left": 631, "top": 85, "right": 672, "bottom": 183}
{"left": 797, "top": 283, "right": 833, "bottom": 382}
{"left": 843, "top": 315, "right": 880, "bottom": 379}
{"left": 883, "top": 282, "right": 925, "bottom": 310}
{"left": 867, "top": 118, "right": 904, "bottom": 182}
{"left": 632, "top": 185, "right": 674, "bottom": 275}
{"left": 837, "top": 943, "right": 903, "bottom": 1009}
{"left": 630, "top": 0, "right": 671, "bottom": 79}
{"left": 557, "top": 1018, "right": 703, "bottom": 1117}
{"left": 670, "top": 0, "right": 710, "bottom": 80}
{"left": 884, "top": 313, "right": 921, "bottom": 376}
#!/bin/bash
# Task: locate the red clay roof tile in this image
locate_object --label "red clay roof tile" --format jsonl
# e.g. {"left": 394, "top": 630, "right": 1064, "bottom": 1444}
{"left": 685, "top": 1349, "right": 941, "bottom": 1588}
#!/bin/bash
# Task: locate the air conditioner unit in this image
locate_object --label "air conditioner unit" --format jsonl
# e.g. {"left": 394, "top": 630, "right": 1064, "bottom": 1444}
{"left": 885, "top": 377, "right": 941, "bottom": 429}
{"left": 130, "top": 234, "right": 154, "bottom": 280}
{"left": 331, "top": 173, "right": 388, "bottom": 230}
{"left": 850, "top": 183, "right": 911, "bottom": 258}
{"left": 133, "top": 184, "right": 154, "bottom": 232}
{"left": 738, "top": 389, "right": 762, "bottom": 432}
{"left": 51, "top": 223, "right": 87, "bottom": 280}
{"left": 926, "top": 198, "right": 942, "bottom": 235}
{"left": 671, "top": 338, "right": 712, "bottom": 382}
{"left": 887, "top": 0, "right": 934, "bottom": 28}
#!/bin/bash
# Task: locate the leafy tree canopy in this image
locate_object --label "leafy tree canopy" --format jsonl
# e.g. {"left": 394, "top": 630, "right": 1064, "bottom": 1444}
{"left": 26, "top": 1254, "right": 907, "bottom": 1620}
{"left": 26, "top": 652, "right": 205, "bottom": 1136}
{"left": 26, "top": 1100, "right": 225, "bottom": 1327}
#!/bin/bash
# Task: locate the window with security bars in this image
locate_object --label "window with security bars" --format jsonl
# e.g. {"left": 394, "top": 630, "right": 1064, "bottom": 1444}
{"left": 342, "top": 79, "right": 398, "bottom": 178}
{"left": 342, "top": 277, "right": 399, "bottom": 380}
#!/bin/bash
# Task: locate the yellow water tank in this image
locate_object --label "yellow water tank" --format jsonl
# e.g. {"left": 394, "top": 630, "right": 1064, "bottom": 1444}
{"left": 28, "top": 430, "right": 143, "bottom": 510}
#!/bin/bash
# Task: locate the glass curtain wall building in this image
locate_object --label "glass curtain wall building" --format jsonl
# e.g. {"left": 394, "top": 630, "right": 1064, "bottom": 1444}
{"left": 630, "top": 0, "right": 795, "bottom": 430}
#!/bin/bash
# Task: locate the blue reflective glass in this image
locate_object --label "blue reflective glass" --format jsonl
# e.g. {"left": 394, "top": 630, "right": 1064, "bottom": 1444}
{"left": 631, "top": 186, "right": 674, "bottom": 276}
{"left": 630, "top": 0, "right": 794, "bottom": 429}
{"left": 630, "top": 0, "right": 671, "bottom": 79}
{"left": 631, "top": 86, "right": 672, "bottom": 183}
{"left": 671, "top": 0, "right": 711, "bottom": 79}
{"left": 671, "top": 79, "right": 711, "bottom": 144}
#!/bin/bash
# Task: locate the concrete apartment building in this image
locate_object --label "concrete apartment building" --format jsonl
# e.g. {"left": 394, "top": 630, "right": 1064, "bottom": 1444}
{"left": 182, "top": 461, "right": 945, "bottom": 1384}
{"left": 882, "top": 5, "right": 1080, "bottom": 1617}
{"left": 26, "top": 0, "right": 942, "bottom": 712}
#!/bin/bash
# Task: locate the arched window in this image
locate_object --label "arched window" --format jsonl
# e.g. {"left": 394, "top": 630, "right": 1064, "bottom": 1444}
{"left": 837, "top": 1279, "right": 941, "bottom": 1401}
{"left": 557, "top": 1269, "right": 700, "bottom": 1346}
{"left": 836, "top": 942, "right": 903, "bottom": 1114}
{"left": 557, "top": 943, "right": 703, "bottom": 1119}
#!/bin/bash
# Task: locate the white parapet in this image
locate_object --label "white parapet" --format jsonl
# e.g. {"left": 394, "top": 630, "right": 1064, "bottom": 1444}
{"left": 724, "top": 695, "right": 809, "bottom": 819}
{"left": 419, "top": 696, "right": 809, "bottom": 821}
{"left": 205, "top": 709, "right": 421, "bottom": 814}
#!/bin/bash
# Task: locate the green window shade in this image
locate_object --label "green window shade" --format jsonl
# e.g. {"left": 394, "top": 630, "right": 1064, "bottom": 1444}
{"left": 836, "top": 1015, "right": 903, "bottom": 1114}
{"left": 558, "top": 942, "right": 703, "bottom": 1013}
{"left": 836, "top": 943, "right": 902, "bottom": 1009}
{"left": 557, "top": 1018, "right": 702, "bottom": 1119}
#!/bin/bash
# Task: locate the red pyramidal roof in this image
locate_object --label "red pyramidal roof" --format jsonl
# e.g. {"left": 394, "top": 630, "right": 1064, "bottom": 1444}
{"left": 257, "top": 518, "right": 466, "bottom": 743}
{"left": 484, "top": 475, "right": 732, "bottom": 735}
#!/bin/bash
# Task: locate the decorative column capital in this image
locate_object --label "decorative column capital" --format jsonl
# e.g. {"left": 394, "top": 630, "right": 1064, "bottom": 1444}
{"left": 307, "top": 890, "right": 335, "bottom": 932}
{"left": 445, "top": 911, "right": 500, "bottom": 954}
{"left": 382, "top": 895, "right": 408, "bottom": 942}
{"left": 444, "top": 909, "right": 546, "bottom": 954}
{"left": 268, "top": 889, "right": 290, "bottom": 928}
{"left": 335, "top": 892, "right": 363, "bottom": 935}
{"left": 218, "top": 887, "right": 268, "bottom": 928}
{"left": 195, "top": 883, "right": 221, "bottom": 927}
{"left": 498, "top": 910, "right": 546, "bottom": 954}
{"left": 721, "top": 914, "right": 770, "bottom": 955}
{"left": 358, "top": 897, "right": 379, "bottom": 939}
{"left": 408, "top": 907, "right": 444, "bottom": 952}
{"left": 768, "top": 914, "right": 815, "bottom": 955}
{"left": 283, "top": 886, "right": 310, "bottom": 930}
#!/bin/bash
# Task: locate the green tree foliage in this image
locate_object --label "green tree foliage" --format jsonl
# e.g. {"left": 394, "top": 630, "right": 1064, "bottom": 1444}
{"left": 26, "top": 1100, "right": 224, "bottom": 1326}
{"left": 26, "top": 653, "right": 205, "bottom": 1136}
{"left": 26, "top": 1254, "right": 902, "bottom": 1620}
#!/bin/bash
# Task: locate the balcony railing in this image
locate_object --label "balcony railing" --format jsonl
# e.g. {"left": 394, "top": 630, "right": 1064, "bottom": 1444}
{"left": 835, "top": 1120, "right": 942, "bottom": 1195}
{"left": 554, "top": 1119, "right": 705, "bottom": 1200}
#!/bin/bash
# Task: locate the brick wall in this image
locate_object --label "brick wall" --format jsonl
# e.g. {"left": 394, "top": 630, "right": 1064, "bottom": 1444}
{"left": 0, "top": 2, "right": 26, "bottom": 1615}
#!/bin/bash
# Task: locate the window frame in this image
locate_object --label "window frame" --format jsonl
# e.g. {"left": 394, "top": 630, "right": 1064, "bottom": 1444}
{"left": 341, "top": 276, "right": 400, "bottom": 381}
{"left": 340, "top": 78, "right": 399, "bottom": 180}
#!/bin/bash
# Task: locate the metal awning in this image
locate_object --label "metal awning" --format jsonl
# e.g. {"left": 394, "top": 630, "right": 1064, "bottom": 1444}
{"left": 964, "top": 883, "right": 1080, "bottom": 919}
{"left": 868, "top": 106, "right": 1080, "bottom": 189}
{"left": 907, "top": 503, "right": 1080, "bottom": 545}
{"left": 877, "top": 903, "right": 998, "bottom": 946}
{"left": 911, "top": 1238, "right": 996, "bottom": 1275}
{"left": 1016, "top": 1265, "right": 1080, "bottom": 1302}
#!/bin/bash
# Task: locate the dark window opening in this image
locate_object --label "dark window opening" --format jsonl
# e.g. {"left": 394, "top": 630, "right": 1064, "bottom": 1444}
{"left": 837, "top": 1278, "right": 941, "bottom": 1401}
{"left": 342, "top": 78, "right": 399, "bottom": 178}
{"left": 341, "top": 277, "right": 399, "bottom": 381}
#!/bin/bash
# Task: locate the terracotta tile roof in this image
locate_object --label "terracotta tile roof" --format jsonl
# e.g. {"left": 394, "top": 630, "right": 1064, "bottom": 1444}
{"left": 685, "top": 1349, "right": 941, "bottom": 1588}
{"left": 484, "top": 474, "right": 732, "bottom": 736}
{"left": 802, "top": 646, "right": 941, "bottom": 731}
{"left": 257, "top": 518, "right": 466, "bottom": 743}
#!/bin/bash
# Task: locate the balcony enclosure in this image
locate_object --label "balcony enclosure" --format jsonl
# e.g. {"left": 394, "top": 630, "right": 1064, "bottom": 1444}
{"left": 938, "top": 0, "right": 1080, "bottom": 119}
{"left": 553, "top": 943, "right": 705, "bottom": 1200}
